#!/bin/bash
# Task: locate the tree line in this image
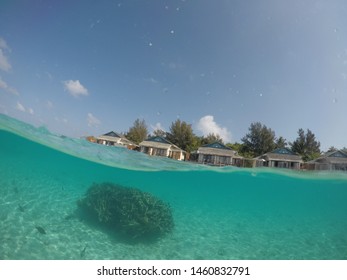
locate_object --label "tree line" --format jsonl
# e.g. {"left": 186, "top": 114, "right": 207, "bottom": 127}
{"left": 125, "top": 118, "right": 344, "bottom": 162}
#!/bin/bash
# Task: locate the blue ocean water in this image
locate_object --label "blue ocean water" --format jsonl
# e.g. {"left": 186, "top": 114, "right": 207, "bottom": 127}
{"left": 0, "top": 114, "right": 347, "bottom": 260}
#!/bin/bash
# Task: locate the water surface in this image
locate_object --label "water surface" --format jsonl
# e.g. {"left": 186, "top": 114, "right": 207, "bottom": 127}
{"left": 0, "top": 114, "right": 346, "bottom": 260}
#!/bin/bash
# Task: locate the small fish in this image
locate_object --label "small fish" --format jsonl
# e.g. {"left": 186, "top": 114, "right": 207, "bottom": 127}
{"left": 18, "top": 204, "right": 25, "bottom": 212}
{"left": 64, "top": 213, "right": 74, "bottom": 220}
{"left": 35, "top": 226, "right": 46, "bottom": 234}
{"left": 80, "top": 245, "right": 87, "bottom": 258}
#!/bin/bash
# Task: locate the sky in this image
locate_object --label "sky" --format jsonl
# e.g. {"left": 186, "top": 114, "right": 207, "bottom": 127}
{"left": 0, "top": 0, "right": 346, "bottom": 151}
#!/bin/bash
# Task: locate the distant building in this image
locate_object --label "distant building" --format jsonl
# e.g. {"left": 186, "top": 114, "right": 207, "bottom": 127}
{"left": 96, "top": 131, "right": 137, "bottom": 150}
{"left": 139, "top": 136, "right": 186, "bottom": 160}
{"left": 191, "top": 142, "right": 242, "bottom": 166}
{"left": 85, "top": 136, "right": 97, "bottom": 143}
{"left": 306, "top": 150, "right": 347, "bottom": 171}
{"left": 255, "top": 148, "right": 303, "bottom": 169}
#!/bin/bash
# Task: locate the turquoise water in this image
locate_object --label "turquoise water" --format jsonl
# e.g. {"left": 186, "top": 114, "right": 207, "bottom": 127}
{"left": 1, "top": 114, "right": 347, "bottom": 260}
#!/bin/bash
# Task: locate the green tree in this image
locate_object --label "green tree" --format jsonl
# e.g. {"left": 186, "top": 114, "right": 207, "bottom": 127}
{"left": 166, "top": 119, "right": 196, "bottom": 152}
{"left": 241, "top": 122, "right": 276, "bottom": 157}
{"left": 225, "top": 142, "right": 254, "bottom": 158}
{"left": 200, "top": 133, "right": 224, "bottom": 145}
{"left": 326, "top": 146, "right": 337, "bottom": 153}
{"left": 275, "top": 136, "right": 288, "bottom": 149}
{"left": 126, "top": 118, "right": 148, "bottom": 145}
{"left": 152, "top": 128, "right": 167, "bottom": 138}
{"left": 290, "top": 128, "right": 321, "bottom": 161}
{"left": 226, "top": 142, "right": 243, "bottom": 152}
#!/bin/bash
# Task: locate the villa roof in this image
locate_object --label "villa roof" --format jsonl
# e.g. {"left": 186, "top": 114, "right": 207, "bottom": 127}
{"left": 202, "top": 142, "right": 231, "bottom": 150}
{"left": 139, "top": 136, "right": 184, "bottom": 152}
{"left": 97, "top": 131, "right": 137, "bottom": 146}
{"left": 257, "top": 148, "right": 303, "bottom": 162}
{"left": 311, "top": 150, "right": 347, "bottom": 164}
{"left": 145, "top": 136, "right": 172, "bottom": 144}
{"left": 97, "top": 131, "right": 123, "bottom": 141}
{"left": 103, "top": 131, "right": 122, "bottom": 138}
{"left": 197, "top": 142, "right": 239, "bottom": 157}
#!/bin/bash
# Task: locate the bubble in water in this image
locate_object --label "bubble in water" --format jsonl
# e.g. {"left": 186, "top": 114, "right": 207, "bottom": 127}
{"left": 332, "top": 98, "right": 337, "bottom": 103}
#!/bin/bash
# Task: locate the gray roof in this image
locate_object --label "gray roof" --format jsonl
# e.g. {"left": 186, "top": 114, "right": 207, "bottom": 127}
{"left": 144, "top": 136, "right": 172, "bottom": 145}
{"left": 311, "top": 150, "right": 347, "bottom": 164}
{"left": 257, "top": 148, "right": 303, "bottom": 162}
{"left": 97, "top": 135, "right": 122, "bottom": 142}
{"left": 139, "top": 136, "right": 184, "bottom": 152}
{"left": 195, "top": 142, "right": 242, "bottom": 158}
{"left": 201, "top": 142, "right": 231, "bottom": 150}
{"left": 103, "top": 131, "right": 123, "bottom": 138}
{"left": 97, "top": 131, "right": 137, "bottom": 146}
{"left": 197, "top": 147, "right": 238, "bottom": 157}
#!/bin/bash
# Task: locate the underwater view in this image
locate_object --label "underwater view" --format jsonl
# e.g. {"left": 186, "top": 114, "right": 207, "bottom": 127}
{"left": 0, "top": 114, "right": 347, "bottom": 260}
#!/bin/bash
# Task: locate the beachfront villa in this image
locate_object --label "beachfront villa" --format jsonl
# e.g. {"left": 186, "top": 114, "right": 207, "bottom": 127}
{"left": 306, "top": 150, "right": 347, "bottom": 171}
{"left": 139, "top": 136, "right": 186, "bottom": 160}
{"left": 92, "top": 131, "right": 346, "bottom": 171}
{"left": 191, "top": 142, "right": 243, "bottom": 166}
{"left": 255, "top": 148, "right": 303, "bottom": 169}
{"left": 96, "top": 131, "right": 138, "bottom": 150}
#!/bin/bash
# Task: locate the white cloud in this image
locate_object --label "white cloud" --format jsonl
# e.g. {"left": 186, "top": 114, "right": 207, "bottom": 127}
{"left": 46, "top": 100, "right": 53, "bottom": 109}
{"left": 0, "top": 48, "right": 12, "bottom": 72}
{"left": 15, "top": 102, "right": 34, "bottom": 115}
{"left": 46, "top": 71, "right": 53, "bottom": 80}
{"left": 151, "top": 122, "right": 165, "bottom": 132}
{"left": 54, "top": 117, "right": 68, "bottom": 124}
{"left": 87, "top": 113, "right": 101, "bottom": 127}
{"left": 16, "top": 102, "right": 26, "bottom": 112}
{"left": 0, "top": 77, "right": 19, "bottom": 95}
{"left": 196, "top": 115, "right": 232, "bottom": 143}
{"left": 0, "top": 38, "right": 10, "bottom": 51}
{"left": 0, "top": 38, "right": 11, "bottom": 72}
{"left": 144, "top": 77, "right": 159, "bottom": 84}
{"left": 63, "top": 80, "right": 89, "bottom": 97}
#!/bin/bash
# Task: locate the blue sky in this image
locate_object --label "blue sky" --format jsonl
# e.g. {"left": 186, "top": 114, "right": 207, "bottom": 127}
{"left": 1, "top": 0, "right": 346, "bottom": 150}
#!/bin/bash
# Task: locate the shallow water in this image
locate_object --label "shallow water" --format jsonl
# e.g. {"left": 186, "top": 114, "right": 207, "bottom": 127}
{"left": 0, "top": 114, "right": 347, "bottom": 260}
